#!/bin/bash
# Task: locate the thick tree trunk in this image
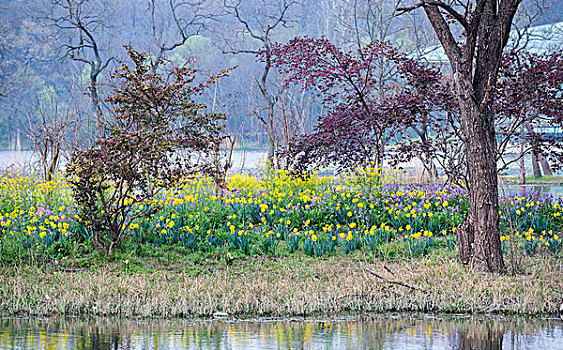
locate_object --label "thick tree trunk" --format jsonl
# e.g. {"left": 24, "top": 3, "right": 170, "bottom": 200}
{"left": 539, "top": 155, "right": 552, "bottom": 176}
{"left": 418, "top": 0, "right": 518, "bottom": 274}
{"left": 531, "top": 153, "right": 542, "bottom": 178}
{"left": 456, "top": 78, "right": 506, "bottom": 273}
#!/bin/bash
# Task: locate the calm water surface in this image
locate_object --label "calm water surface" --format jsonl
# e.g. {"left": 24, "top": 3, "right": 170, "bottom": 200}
{"left": 0, "top": 150, "right": 270, "bottom": 174}
{"left": 1, "top": 315, "right": 562, "bottom": 349}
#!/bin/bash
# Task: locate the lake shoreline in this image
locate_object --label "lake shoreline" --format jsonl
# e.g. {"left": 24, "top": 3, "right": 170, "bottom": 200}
{"left": 2, "top": 252, "right": 561, "bottom": 319}
{"left": 2, "top": 311, "right": 560, "bottom": 325}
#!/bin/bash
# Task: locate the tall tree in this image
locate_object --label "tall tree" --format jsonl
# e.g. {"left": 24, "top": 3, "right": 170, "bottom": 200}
{"left": 46, "top": 0, "right": 117, "bottom": 135}
{"left": 223, "top": 0, "right": 300, "bottom": 162}
{"left": 397, "top": 0, "right": 525, "bottom": 273}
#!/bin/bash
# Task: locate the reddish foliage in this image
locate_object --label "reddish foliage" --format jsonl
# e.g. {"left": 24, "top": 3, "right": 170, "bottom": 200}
{"left": 268, "top": 37, "right": 456, "bottom": 173}
{"left": 67, "top": 46, "right": 229, "bottom": 255}
{"left": 496, "top": 50, "right": 563, "bottom": 169}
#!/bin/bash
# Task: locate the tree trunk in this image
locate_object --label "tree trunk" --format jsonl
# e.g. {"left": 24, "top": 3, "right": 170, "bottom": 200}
{"left": 257, "top": 48, "right": 276, "bottom": 165}
{"left": 421, "top": 160, "right": 438, "bottom": 184}
{"left": 539, "top": 155, "right": 552, "bottom": 176}
{"left": 417, "top": 0, "right": 518, "bottom": 274}
{"left": 429, "top": 160, "right": 438, "bottom": 182}
{"left": 46, "top": 145, "right": 59, "bottom": 182}
{"left": 518, "top": 125, "right": 525, "bottom": 184}
{"left": 530, "top": 152, "right": 541, "bottom": 178}
{"left": 410, "top": 124, "right": 438, "bottom": 183}
{"left": 265, "top": 103, "right": 276, "bottom": 164}
{"left": 526, "top": 123, "right": 542, "bottom": 178}
{"left": 456, "top": 79, "right": 506, "bottom": 274}
{"left": 90, "top": 74, "right": 104, "bottom": 137}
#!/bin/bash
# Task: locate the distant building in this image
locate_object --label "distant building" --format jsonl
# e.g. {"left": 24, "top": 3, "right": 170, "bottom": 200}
{"left": 420, "top": 21, "right": 563, "bottom": 64}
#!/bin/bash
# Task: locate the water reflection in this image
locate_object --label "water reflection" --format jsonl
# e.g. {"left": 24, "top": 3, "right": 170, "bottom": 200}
{"left": 0, "top": 150, "right": 271, "bottom": 175}
{"left": 1, "top": 315, "right": 561, "bottom": 349}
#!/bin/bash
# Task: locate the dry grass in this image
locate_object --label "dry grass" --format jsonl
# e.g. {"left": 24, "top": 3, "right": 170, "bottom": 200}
{"left": 1, "top": 252, "right": 561, "bottom": 318}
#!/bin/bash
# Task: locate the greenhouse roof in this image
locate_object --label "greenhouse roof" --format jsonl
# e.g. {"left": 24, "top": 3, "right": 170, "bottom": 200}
{"left": 421, "top": 21, "right": 563, "bottom": 63}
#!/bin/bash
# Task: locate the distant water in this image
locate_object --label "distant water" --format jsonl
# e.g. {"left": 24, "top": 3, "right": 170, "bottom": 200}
{"left": 0, "top": 315, "right": 562, "bottom": 349}
{"left": 0, "top": 150, "right": 270, "bottom": 175}
{"left": 500, "top": 184, "right": 563, "bottom": 196}
{"left": 0, "top": 150, "right": 560, "bottom": 181}
{"left": 0, "top": 150, "right": 36, "bottom": 172}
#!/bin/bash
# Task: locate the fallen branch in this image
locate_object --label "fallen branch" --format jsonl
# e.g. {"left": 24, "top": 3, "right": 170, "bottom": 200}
{"left": 383, "top": 264, "right": 394, "bottom": 276}
{"left": 364, "top": 267, "right": 429, "bottom": 293}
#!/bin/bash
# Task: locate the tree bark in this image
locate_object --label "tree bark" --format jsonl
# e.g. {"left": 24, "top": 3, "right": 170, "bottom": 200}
{"left": 415, "top": 0, "right": 519, "bottom": 274}
{"left": 455, "top": 86, "right": 506, "bottom": 273}
{"left": 531, "top": 152, "right": 542, "bottom": 178}
{"left": 539, "top": 155, "right": 552, "bottom": 176}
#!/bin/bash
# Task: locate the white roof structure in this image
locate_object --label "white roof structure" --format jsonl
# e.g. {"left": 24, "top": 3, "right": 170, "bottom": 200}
{"left": 420, "top": 21, "right": 563, "bottom": 63}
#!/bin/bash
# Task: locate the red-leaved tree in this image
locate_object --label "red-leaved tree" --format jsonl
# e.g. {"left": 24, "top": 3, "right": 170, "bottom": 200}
{"left": 396, "top": 50, "right": 563, "bottom": 188}
{"left": 496, "top": 50, "right": 563, "bottom": 179}
{"left": 268, "top": 37, "right": 456, "bottom": 173}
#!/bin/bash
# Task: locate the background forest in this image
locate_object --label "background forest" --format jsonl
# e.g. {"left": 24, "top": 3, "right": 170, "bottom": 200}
{"left": 1, "top": 0, "right": 562, "bottom": 159}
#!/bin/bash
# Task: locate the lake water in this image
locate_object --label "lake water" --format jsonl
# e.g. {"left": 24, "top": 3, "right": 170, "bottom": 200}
{"left": 0, "top": 150, "right": 271, "bottom": 175}
{"left": 500, "top": 184, "right": 563, "bottom": 196}
{"left": 0, "top": 315, "right": 562, "bottom": 349}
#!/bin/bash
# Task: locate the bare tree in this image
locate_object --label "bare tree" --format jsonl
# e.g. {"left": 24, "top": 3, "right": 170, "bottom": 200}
{"left": 147, "top": 0, "right": 217, "bottom": 71}
{"left": 26, "top": 94, "right": 79, "bottom": 181}
{"left": 222, "top": 0, "right": 300, "bottom": 163}
{"left": 276, "top": 78, "right": 318, "bottom": 169}
{"left": 46, "top": 0, "right": 117, "bottom": 135}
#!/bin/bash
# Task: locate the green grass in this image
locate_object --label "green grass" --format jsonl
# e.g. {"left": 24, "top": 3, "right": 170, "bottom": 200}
{"left": 501, "top": 175, "right": 563, "bottom": 185}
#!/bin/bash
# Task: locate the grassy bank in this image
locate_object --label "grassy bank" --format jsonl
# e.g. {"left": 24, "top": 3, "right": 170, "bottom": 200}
{"left": 1, "top": 248, "right": 561, "bottom": 318}
{"left": 500, "top": 175, "right": 563, "bottom": 185}
{"left": 0, "top": 170, "right": 561, "bottom": 319}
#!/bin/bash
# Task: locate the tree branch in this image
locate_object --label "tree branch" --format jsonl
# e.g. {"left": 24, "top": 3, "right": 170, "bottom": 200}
{"left": 364, "top": 267, "right": 429, "bottom": 293}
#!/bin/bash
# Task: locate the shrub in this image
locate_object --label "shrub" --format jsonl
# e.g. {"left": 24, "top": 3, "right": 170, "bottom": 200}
{"left": 67, "top": 46, "right": 229, "bottom": 255}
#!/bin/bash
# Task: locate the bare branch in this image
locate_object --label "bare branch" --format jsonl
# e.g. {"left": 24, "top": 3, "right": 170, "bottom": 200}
{"left": 364, "top": 267, "right": 429, "bottom": 293}
{"left": 397, "top": 0, "right": 468, "bottom": 30}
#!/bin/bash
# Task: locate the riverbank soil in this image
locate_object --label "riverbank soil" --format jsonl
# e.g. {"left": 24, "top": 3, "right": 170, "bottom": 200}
{"left": 1, "top": 248, "right": 561, "bottom": 318}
